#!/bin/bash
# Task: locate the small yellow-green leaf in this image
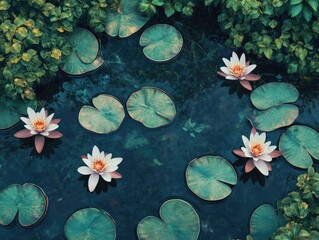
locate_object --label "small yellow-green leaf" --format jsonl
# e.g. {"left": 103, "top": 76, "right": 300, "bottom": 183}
{"left": 50, "top": 48, "right": 62, "bottom": 60}
{"left": 0, "top": 0, "right": 10, "bottom": 10}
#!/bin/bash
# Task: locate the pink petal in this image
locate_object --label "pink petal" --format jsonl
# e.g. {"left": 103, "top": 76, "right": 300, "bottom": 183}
{"left": 217, "top": 71, "right": 227, "bottom": 77}
{"left": 81, "top": 155, "right": 87, "bottom": 159}
{"left": 245, "top": 61, "right": 250, "bottom": 66}
{"left": 14, "top": 129, "right": 33, "bottom": 138}
{"left": 233, "top": 149, "right": 246, "bottom": 158}
{"left": 47, "top": 131, "right": 63, "bottom": 139}
{"left": 239, "top": 80, "right": 252, "bottom": 90}
{"left": 244, "top": 74, "right": 261, "bottom": 81}
{"left": 269, "top": 150, "right": 282, "bottom": 158}
{"left": 110, "top": 171, "right": 122, "bottom": 179}
{"left": 266, "top": 162, "right": 272, "bottom": 171}
{"left": 245, "top": 159, "right": 255, "bottom": 173}
{"left": 35, "top": 135, "right": 45, "bottom": 153}
{"left": 250, "top": 127, "right": 257, "bottom": 136}
{"left": 51, "top": 119, "right": 61, "bottom": 124}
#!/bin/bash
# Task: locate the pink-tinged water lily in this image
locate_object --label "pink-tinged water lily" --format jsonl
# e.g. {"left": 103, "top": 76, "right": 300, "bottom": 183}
{"left": 233, "top": 127, "right": 281, "bottom": 176}
{"left": 14, "top": 107, "right": 62, "bottom": 153}
{"left": 217, "top": 52, "right": 261, "bottom": 91}
{"left": 78, "top": 145, "right": 123, "bottom": 192}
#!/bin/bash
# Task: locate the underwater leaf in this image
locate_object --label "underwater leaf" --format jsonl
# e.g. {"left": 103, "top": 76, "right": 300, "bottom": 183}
{"left": 279, "top": 125, "right": 319, "bottom": 169}
{"left": 79, "top": 94, "right": 125, "bottom": 134}
{"left": 0, "top": 183, "right": 48, "bottom": 227}
{"left": 250, "top": 104, "right": 299, "bottom": 132}
{"left": 251, "top": 82, "right": 299, "bottom": 110}
{"left": 137, "top": 199, "right": 200, "bottom": 240}
{"left": 140, "top": 24, "right": 183, "bottom": 62}
{"left": 0, "top": 98, "right": 37, "bottom": 130}
{"left": 250, "top": 204, "right": 280, "bottom": 240}
{"left": 64, "top": 208, "right": 116, "bottom": 240}
{"left": 185, "top": 156, "right": 237, "bottom": 201}
{"left": 126, "top": 87, "right": 176, "bottom": 128}
{"left": 104, "top": 0, "right": 150, "bottom": 38}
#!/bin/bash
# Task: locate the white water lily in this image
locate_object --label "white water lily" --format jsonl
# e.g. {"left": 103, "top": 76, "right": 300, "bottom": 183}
{"left": 233, "top": 127, "right": 281, "bottom": 176}
{"left": 217, "top": 52, "right": 260, "bottom": 90}
{"left": 78, "top": 146, "right": 123, "bottom": 192}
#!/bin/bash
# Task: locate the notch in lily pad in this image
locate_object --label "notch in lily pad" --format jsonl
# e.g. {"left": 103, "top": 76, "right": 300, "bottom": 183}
{"left": 64, "top": 208, "right": 116, "bottom": 240}
{"left": 61, "top": 27, "right": 104, "bottom": 75}
{"left": 0, "top": 183, "right": 48, "bottom": 227}
{"left": 137, "top": 199, "right": 200, "bottom": 240}
{"left": 126, "top": 87, "right": 176, "bottom": 128}
{"left": 103, "top": 0, "right": 150, "bottom": 38}
{"left": 140, "top": 24, "right": 183, "bottom": 62}
{"left": 279, "top": 125, "right": 319, "bottom": 169}
{"left": 249, "top": 82, "right": 299, "bottom": 132}
{"left": 185, "top": 156, "right": 237, "bottom": 201}
{"left": 79, "top": 94, "right": 125, "bottom": 134}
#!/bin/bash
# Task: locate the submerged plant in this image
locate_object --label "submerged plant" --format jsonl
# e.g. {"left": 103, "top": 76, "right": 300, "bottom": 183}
{"left": 14, "top": 107, "right": 62, "bottom": 153}
{"left": 78, "top": 146, "right": 123, "bottom": 192}
{"left": 233, "top": 127, "right": 281, "bottom": 176}
{"left": 217, "top": 52, "right": 260, "bottom": 90}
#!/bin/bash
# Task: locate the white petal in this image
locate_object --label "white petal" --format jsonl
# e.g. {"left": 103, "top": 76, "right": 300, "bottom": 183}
{"left": 264, "top": 145, "right": 277, "bottom": 155}
{"left": 105, "top": 165, "right": 118, "bottom": 172}
{"left": 108, "top": 157, "right": 123, "bottom": 166}
{"left": 226, "top": 75, "right": 239, "bottom": 80}
{"left": 78, "top": 166, "right": 94, "bottom": 175}
{"left": 100, "top": 172, "right": 112, "bottom": 182}
{"left": 27, "top": 107, "right": 37, "bottom": 122}
{"left": 46, "top": 124, "right": 59, "bottom": 132}
{"left": 30, "top": 130, "right": 37, "bottom": 135}
{"left": 258, "top": 154, "right": 272, "bottom": 162}
{"left": 254, "top": 160, "right": 269, "bottom": 176}
{"left": 88, "top": 173, "right": 99, "bottom": 192}
{"left": 40, "top": 131, "right": 49, "bottom": 136}
{"left": 24, "top": 124, "right": 34, "bottom": 131}
{"left": 92, "top": 145, "right": 100, "bottom": 158}
{"left": 240, "top": 53, "right": 246, "bottom": 66}
{"left": 105, "top": 153, "right": 112, "bottom": 161}
{"left": 222, "top": 58, "right": 231, "bottom": 68}
{"left": 45, "top": 113, "right": 54, "bottom": 125}
{"left": 232, "top": 52, "right": 240, "bottom": 64}
{"left": 21, "top": 117, "right": 31, "bottom": 125}
{"left": 242, "top": 135, "right": 250, "bottom": 149}
{"left": 82, "top": 157, "right": 92, "bottom": 168}
{"left": 258, "top": 132, "right": 266, "bottom": 144}
{"left": 263, "top": 141, "right": 271, "bottom": 150}
{"left": 220, "top": 67, "right": 231, "bottom": 75}
{"left": 86, "top": 153, "right": 93, "bottom": 161}
{"left": 39, "top": 108, "right": 46, "bottom": 118}
{"left": 241, "top": 147, "right": 252, "bottom": 158}
{"left": 245, "top": 64, "right": 257, "bottom": 75}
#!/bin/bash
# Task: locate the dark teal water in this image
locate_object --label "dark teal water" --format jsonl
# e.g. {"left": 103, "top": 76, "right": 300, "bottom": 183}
{"left": 1, "top": 16, "right": 319, "bottom": 240}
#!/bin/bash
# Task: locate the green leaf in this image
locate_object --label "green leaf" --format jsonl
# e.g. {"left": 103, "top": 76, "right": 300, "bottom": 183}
{"left": 290, "top": 0, "right": 303, "bottom": 5}
{"left": 0, "top": 0, "right": 10, "bottom": 10}
{"left": 302, "top": 6, "right": 312, "bottom": 22}
{"left": 185, "top": 156, "right": 237, "bottom": 201}
{"left": 11, "top": 42, "right": 22, "bottom": 53}
{"left": 152, "top": 0, "right": 164, "bottom": 6}
{"left": 15, "top": 27, "right": 28, "bottom": 40}
{"left": 288, "top": 62, "right": 298, "bottom": 73}
{"left": 164, "top": 3, "right": 175, "bottom": 17}
{"left": 290, "top": 3, "right": 303, "bottom": 17}
{"left": 308, "top": 0, "right": 318, "bottom": 11}
{"left": 264, "top": 48, "right": 273, "bottom": 59}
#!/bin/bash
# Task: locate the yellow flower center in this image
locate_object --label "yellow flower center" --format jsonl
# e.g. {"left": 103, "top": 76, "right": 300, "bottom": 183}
{"left": 32, "top": 118, "right": 46, "bottom": 132}
{"left": 92, "top": 159, "right": 106, "bottom": 173}
{"left": 231, "top": 64, "right": 245, "bottom": 76}
{"left": 251, "top": 143, "right": 263, "bottom": 156}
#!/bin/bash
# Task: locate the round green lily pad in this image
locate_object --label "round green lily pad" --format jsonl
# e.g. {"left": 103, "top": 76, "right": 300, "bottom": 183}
{"left": 0, "top": 183, "right": 48, "bottom": 227}
{"left": 185, "top": 156, "right": 237, "bottom": 201}
{"left": 104, "top": 0, "right": 150, "bottom": 38}
{"left": 61, "top": 28, "right": 104, "bottom": 75}
{"left": 126, "top": 87, "right": 176, "bottom": 128}
{"left": 137, "top": 199, "right": 200, "bottom": 240}
{"left": 79, "top": 94, "right": 125, "bottom": 134}
{"left": 64, "top": 208, "right": 116, "bottom": 240}
{"left": 0, "top": 98, "right": 37, "bottom": 130}
{"left": 250, "top": 104, "right": 299, "bottom": 132}
{"left": 251, "top": 82, "right": 299, "bottom": 110}
{"left": 140, "top": 24, "right": 183, "bottom": 62}
{"left": 249, "top": 204, "right": 279, "bottom": 240}
{"left": 279, "top": 125, "right": 319, "bottom": 169}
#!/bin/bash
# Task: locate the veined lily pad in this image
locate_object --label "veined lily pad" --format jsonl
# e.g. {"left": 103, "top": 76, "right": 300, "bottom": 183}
{"left": 104, "top": 0, "right": 150, "bottom": 38}
{"left": 126, "top": 87, "right": 176, "bottom": 128}
{"left": 0, "top": 183, "right": 48, "bottom": 227}
{"left": 251, "top": 82, "right": 299, "bottom": 110}
{"left": 249, "top": 204, "right": 281, "bottom": 240}
{"left": 185, "top": 156, "right": 237, "bottom": 201}
{"left": 64, "top": 208, "right": 116, "bottom": 240}
{"left": 137, "top": 199, "right": 200, "bottom": 240}
{"left": 61, "top": 28, "right": 104, "bottom": 75}
{"left": 79, "top": 94, "right": 125, "bottom": 134}
{"left": 250, "top": 104, "right": 299, "bottom": 132}
{"left": 279, "top": 125, "right": 319, "bottom": 169}
{"left": 0, "top": 98, "right": 37, "bottom": 130}
{"left": 140, "top": 24, "right": 183, "bottom": 62}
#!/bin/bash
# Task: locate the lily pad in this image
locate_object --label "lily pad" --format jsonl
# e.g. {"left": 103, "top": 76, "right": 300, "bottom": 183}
{"left": 251, "top": 82, "right": 299, "bottom": 110}
{"left": 79, "top": 94, "right": 125, "bottom": 134}
{"left": 279, "top": 125, "right": 319, "bottom": 169}
{"left": 249, "top": 204, "right": 280, "bottom": 240}
{"left": 250, "top": 104, "right": 299, "bottom": 132}
{"left": 0, "top": 183, "right": 48, "bottom": 227}
{"left": 185, "top": 156, "right": 237, "bottom": 201}
{"left": 0, "top": 98, "right": 37, "bottom": 130}
{"left": 137, "top": 199, "right": 200, "bottom": 240}
{"left": 140, "top": 24, "right": 183, "bottom": 62}
{"left": 126, "top": 87, "right": 176, "bottom": 128}
{"left": 61, "top": 28, "right": 104, "bottom": 75}
{"left": 64, "top": 208, "right": 116, "bottom": 240}
{"left": 104, "top": 0, "right": 150, "bottom": 38}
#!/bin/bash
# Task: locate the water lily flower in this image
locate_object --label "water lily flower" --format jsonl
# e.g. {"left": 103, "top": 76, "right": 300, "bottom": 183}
{"left": 217, "top": 52, "right": 261, "bottom": 91}
{"left": 14, "top": 107, "right": 62, "bottom": 153}
{"left": 78, "top": 146, "right": 123, "bottom": 192}
{"left": 233, "top": 127, "right": 281, "bottom": 176}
